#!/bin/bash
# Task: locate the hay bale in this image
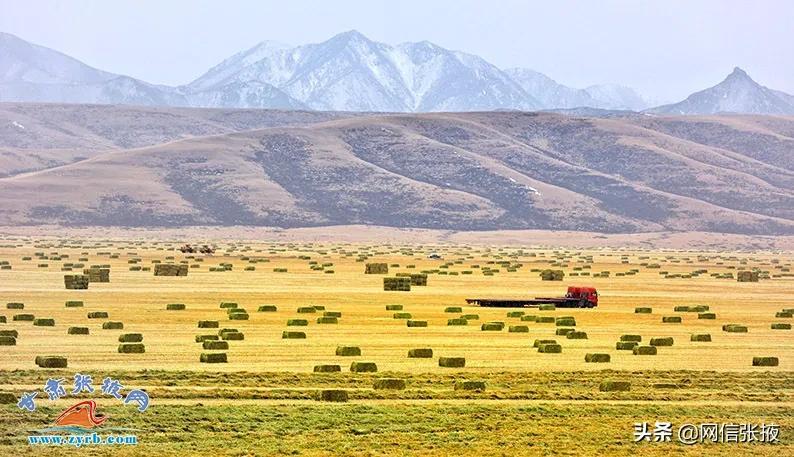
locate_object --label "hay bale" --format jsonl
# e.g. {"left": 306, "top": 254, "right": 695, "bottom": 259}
{"left": 0, "top": 316, "right": 5, "bottom": 323}
{"left": 0, "top": 330, "right": 18, "bottom": 338}
{"left": 447, "top": 318, "right": 468, "bottom": 326}
{"left": 228, "top": 313, "right": 249, "bottom": 320}
{"left": 373, "top": 378, "right": 406, "bottom": 390}
{"left": 650, "top": 337, "right": 674, "bottom": 346}
{"left": 737, "top": 271, "right": 759, "bottom": 282}
{"left": 615, "top": 341, "right": 638, "bottom": 350}
{"left": 33, "top": 318, "right": 55, "bottom": 327}
{"left": 410, "top": 274, "right": 428, "bottom": 286}
{"left": 336, "top": 346, "right": 361, "bottom": 356}
{"left": 287, "top": 319, "right": 308, "bottom": 326}
{"left": 538, "top": 304, "right": 556, "bottom": 311}
{"left": 314, "top": 364, "right": 341, "bottom": 373}
{"left": 87, "top": 311, "right": 109, "bottom": 319}
{"left": 198, "top": 320, "right": 219, "bottom": 328}
{"left": 0, "top": 392, "right": 17, "bottom": 403}
{"left": 690, "top": 334, "right": 712, "bottom": 342}
{"left": 319, "top": 389, "right": 348, "bottom": 402}
{"left": 258, "top": 305, "right": 278, "bottom": 312}
{"left": 556, "top": 328, "right": 574, "bottom": 336}
{"left": 324, "top": 311, "right": 342, "bottom": 318}
{"left": 195, "top": 335, "right": 219, "bottom": 343}
{"left": 365, "top": 263, "right": 389, "bottom": 274}
{"left": 775, "top": 311, "right": 793, "bottom": 318}
{"left": 752, "top": 357, "right": 778, "bottom": 367}
{"left": 201, "top": 340, "right": 229, "bottom": 350}
{"left": 536, "top": 316, "right": 555, "bottom": 323}
{"left": 723, "top": 324, "right": 748, "bottom": 333}
{"left": 556, "top": 317, "right": 576, "bottom": 327}
{"left": 102, "top": 321, "right": 124, "bottom": 330}
{"left": 566, "top": 331, "right": 588, "bottom": 340}
{"left": 200, "top": 353, "right": 227, "bottom": 363}
{"left": 585, "top": 353, "right": 611, "bottom": 363}
{"left": 65, "top": 301, "right": 84, "bottom": 308}
{"left": 674, "top": 306, "right": 690, "bottom": 312}
{"left": 83, "top": 267, "right": 110, "bottom": 283}
{"left": 538, "top": 343, "right": 563, "bottom": 353}
{"left": 507, "top": 311, "right": 525, "bottom": 318}
{"left": 635, "top": 307, "right": 652, "bottom": 314}
{"left": 350, "top": 361, "right": 378, "bottom": 372}
{"left": 662, "top": 316, "right": 682, "bottom": 323}
{"left": 599, "top": 380, "right": 630, "bottom": 392}
{"left": 385, "top": 304, "right": 403, "bottom": 311}
{"left": 444, "top": 306, "right": 463, "bottom": 313}
{"left": 221, "top": 332, "right": 244, "bottom": 341}
{"left": 393, "top": 312, "right": 412, "bottom": 319}
{"left": 6, "top": 302, "right": 24, "bottom": 309}
{"left": 407, "top": 320, "right": 428, "bottom": 327}
{"left": 438, "top": 357, "right": 466, "bottom": 367}
{"left": 771, "top": 323, "right": 792, "bottom": 330}
{"left": 0, "top": 336, "right": 16, "bottom": 345}
{"left": 67, "top": 327, "right": 89, "bottom": 335}
{"left": 454, "top": 380, "right": 486, "bottom": 391}
{"left": 118, "top": 343, "right": 145, "bottom": 354}
{"left": 509, "top": 325, "right": 529, "bottom": 333}
{"left": 219, "top": 302, "right": 238, "bottom": 309}
{"left": 36, "top": 356, "right": 67, "bottom": 368}
{"left": 408, "top": 348, "right": 433, "bottom": 358}
{"left": 154, "top": 264, "right": 188, "bottom": 277}
{"left": 383, "top": 277, "right": 411, "bottom": 291}
{"left": 166, "top": 303, "right": 186, "bottom": 311}
{"left": 481, "top": 322, "right": 504, "bottom": 331}
{"left": 297, "top": 306, "right": 316, "bottom": 313}
{"left": 620, "top": 335, "right": 642, "bottom": 342}
{"left": 64, "top": 274, "right": 89, "bottom": 289}
{"left": 317, "top": 316, "right": 338, "bottom": 324}
{"left": 282, "top": 331, "right": 307, "bottom": 339}
{"left": 13, "top": 314, "right": 34, "bottom": 321}
{"left": 118, "top": 333, "right": 143, "bottom": 342}
{"left": 520, "top": 315, "right": 537, "bottom": 322}
{"left": 698, "top": 313, "right": 716, "bottom": 319}
{"left": 540, "top": 269, "right": 565, "bottom": 281}
{"left": 462, "top": 314, "right": 479, "bottom": 320}
{"left": 533, "top": 339, "right": 557, "bottom": 348}
{"left": 633, "top": 346, "right": 658, "bottom": 355}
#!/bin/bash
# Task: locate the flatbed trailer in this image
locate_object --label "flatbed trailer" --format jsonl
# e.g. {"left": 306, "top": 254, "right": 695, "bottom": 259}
{"left": 465, "top": 286, "right": 598, "bottom": 308}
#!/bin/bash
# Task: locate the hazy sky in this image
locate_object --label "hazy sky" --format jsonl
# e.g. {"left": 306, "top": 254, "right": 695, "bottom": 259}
{"left": 1, "top": 0, "right": 792, "bottom": 101}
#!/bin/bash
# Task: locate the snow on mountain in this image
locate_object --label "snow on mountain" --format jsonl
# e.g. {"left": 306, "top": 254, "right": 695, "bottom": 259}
{"left": 0, "top": 31, "right": 185, "bottom": 106}
{"left": 4, "top": 31, "right": 792, "bottom": 115}
{"left": 584, "top": 84, "right": 649, "bottom": 111}
{"left": 504, "top": 68, "right": 597, "bottom": 109}
{"left": 186, "top": 30, "right": 539, "bottom": 112}
{"left": 648, "top": 67, "right": 794, "bottom": 115}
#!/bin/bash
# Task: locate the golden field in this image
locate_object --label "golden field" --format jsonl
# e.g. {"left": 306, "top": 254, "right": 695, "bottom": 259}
{"left": 0, "top": 234, "right": 792, "bottom": 456}
{"left": 0, "top": 237, "right": 791, "bottom": 372}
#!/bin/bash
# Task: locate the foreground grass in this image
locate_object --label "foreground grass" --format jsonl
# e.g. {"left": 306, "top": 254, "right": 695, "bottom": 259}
{"left": 1, "top": 402, "right": 790, "bottom": 456}
{"left": 1, "top": 369, "right": 791, "bottom": 402}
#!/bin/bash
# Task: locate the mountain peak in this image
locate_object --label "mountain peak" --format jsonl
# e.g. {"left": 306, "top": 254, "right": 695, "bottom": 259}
{"left": 726, "top": 66, "right": 751, "bottom": 82}
{"left": 328, "top": 29, "right": 371, "bottom": 45}
{"left": 648, "top": 66, "right": 794, "bottom": 115}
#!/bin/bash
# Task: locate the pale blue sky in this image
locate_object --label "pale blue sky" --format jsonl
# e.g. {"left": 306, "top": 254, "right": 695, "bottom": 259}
{"left": 1, "top": 0, "right": 792, "bottom": 101}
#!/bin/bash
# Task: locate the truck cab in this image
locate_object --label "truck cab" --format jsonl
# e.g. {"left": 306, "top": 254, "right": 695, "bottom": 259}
{"left": 565, "top": 286, "right": 598, "bottom": 307}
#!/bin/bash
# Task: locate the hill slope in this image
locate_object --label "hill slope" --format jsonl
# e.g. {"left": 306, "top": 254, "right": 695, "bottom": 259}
{"left": 0, "top": 107, "right": 792, "bottom": 234}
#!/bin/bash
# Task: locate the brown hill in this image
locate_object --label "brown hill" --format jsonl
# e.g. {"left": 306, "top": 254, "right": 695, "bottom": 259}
{"left": 0, "top": 105, "right": 793, "bottom": 234}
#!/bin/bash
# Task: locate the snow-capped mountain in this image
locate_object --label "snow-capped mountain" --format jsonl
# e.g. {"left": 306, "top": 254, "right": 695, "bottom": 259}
{"left": 186, "top": 30, "right": 539, "bottom": 112}
{"left": 505, "top": 68, "right": 651, "bottom": 110}
{"left": 0, "top": 32, "right": 185, "bottom": 106}
{"left": 4, "top": 31, "right": 792, "bottom": 115}
{"left": 648, "top": 67, "right": 794, "bottom": 115}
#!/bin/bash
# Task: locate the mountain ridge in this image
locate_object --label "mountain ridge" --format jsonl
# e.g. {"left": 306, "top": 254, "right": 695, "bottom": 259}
{"left": 1, "top": 103, "right": 793, "bottom": 234}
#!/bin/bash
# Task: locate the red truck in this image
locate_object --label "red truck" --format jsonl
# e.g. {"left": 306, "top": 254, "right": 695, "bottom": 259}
{"left": 465, "top": 286, "right": 598, "bottom": 308}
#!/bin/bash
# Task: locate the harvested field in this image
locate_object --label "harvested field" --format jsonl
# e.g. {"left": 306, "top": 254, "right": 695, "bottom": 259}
{"left": 0, "top": 235, "right": 791, "bottom": 455}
